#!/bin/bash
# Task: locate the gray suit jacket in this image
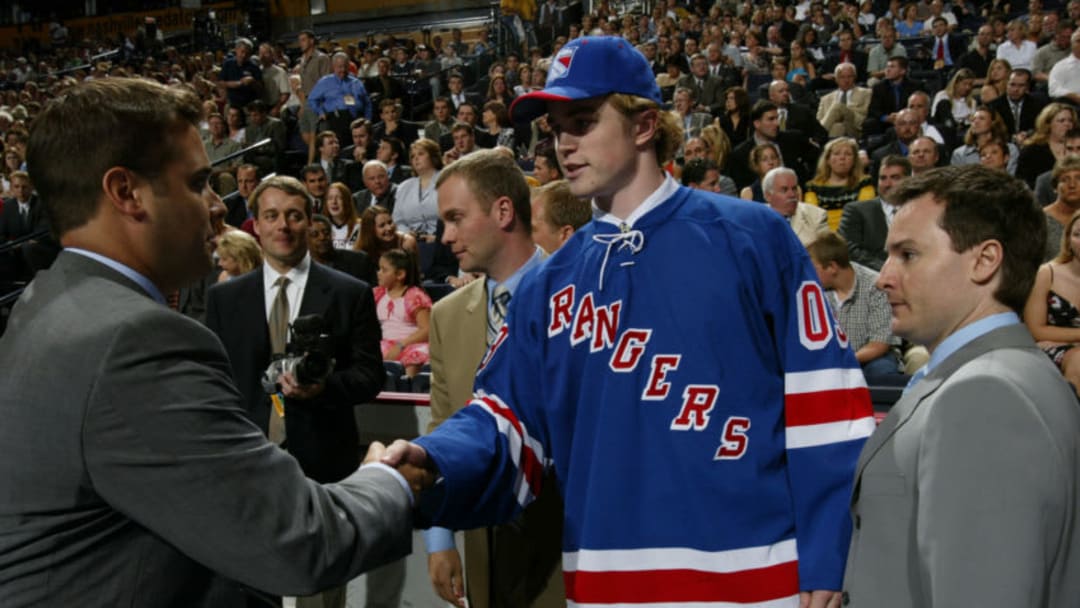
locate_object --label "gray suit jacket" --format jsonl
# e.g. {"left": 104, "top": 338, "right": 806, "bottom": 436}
{"left": 0, "top": 251, "right": 412, "bottom": 607}
{"left": 838, "top": 199, "right": 888, "bottom": 270}
{"left": 843, "top": 324, "right": 1080, "bottom": 607}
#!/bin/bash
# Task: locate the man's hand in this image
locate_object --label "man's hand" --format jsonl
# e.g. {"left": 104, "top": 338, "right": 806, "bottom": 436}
{"left": 363, "top": 440, "right": 388, "bottom": 464}
{"left": 382, "top": 439, "right": 438, "bottom": 493}
{"left": 800, "top": 590, "right": 842, "bottom": 608}
{"left": 428, "top": 548, "right": 466, "bottom": 607}
{"left": 278, "top": 371, "right": 325, "bottom": 399}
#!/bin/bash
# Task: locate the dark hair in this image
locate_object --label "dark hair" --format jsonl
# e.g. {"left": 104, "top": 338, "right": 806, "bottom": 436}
{"left": 880, "top": 154, "right": 913, "bottom": 176}
{"left": 380, "top": 136, "right": 405, "bottom": 162}
{"left": 724, "top": 86, "right": 750, "bottom": 117}
{"left": 28, "top": 78, "right": 202, "bottom": 237}
{"left": 890, "top": 165, "right": 1044, "bottom": 313}
{"left": 301, "top": 163, "right": 327, "bottom": 179}
{"left": 750, "top": 100, "right": 778, "bottom": 122}
{"left": 887, "top": 56, "right": 909, "bottom": 71}
{"left": 806, "top": 232, "right": 851, "bottom": 268}
{"left": 535, "top": 145, "right": 562, "bottom": 178}
{"left": 1009, "top": 67, "right": 1033, "bottom": 83}
{"left": 483, "top": 100, "right": 512, "bottom": 128}
{"left": 380, "top": 248, "right": 420, "bottom": 287}
{"left": 350, "top": 117, "right": 372, "bottom": 131}
{"left": 681, "top": 158, "right": 719, "bottom": 186}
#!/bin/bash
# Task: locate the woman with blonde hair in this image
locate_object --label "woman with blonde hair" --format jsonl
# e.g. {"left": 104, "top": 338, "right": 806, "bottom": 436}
{"left": 1024, "top": 203, "right": 1080, "bottom": 390}
{"left": 325, "top": 182, "right": 361, "bottom": 249}
{"left": 803, "top": 137, "right": 876, "bottom": 230}
{"left": 700, "top": 123, "right": 732, "bottom": 170}
{"left": 1017, "top": 103, "right": 1078, "bottom": 187}
{"left": 979, "top": 58, "right": 1011, "bottom": 104}
{"left": 215, "top": 230, "right": 263, "bottom": 283}
{"left": 932, "top": 68, "right": 977, "bottom": 134}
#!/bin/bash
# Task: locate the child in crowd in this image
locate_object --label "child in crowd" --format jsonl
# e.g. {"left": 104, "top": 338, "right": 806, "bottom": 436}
{"left": 374, "top": 248, "right": 432, "bottom": 377}
{"left": 215, "top": 230, "right": 262, "bottom": 283}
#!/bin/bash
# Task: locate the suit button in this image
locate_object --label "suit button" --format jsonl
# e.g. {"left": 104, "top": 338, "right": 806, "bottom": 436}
{"left": 842, "top": 591, "right": 850, "bottom": 605}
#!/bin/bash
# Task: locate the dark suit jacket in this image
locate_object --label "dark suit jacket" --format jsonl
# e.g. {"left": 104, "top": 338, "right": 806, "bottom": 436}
{"left": 205, "top": 261, "right": 383, "bottom": 483}
{"left": 924, "top": 34, "right": 966, "bottom": 67}
{"left": 387, "top": 163, "right": 413, "bottom": 185}
{"left": 780, "top": 102, "right": 828, "bottom": 145}
{"left": 323, "top": 248, "right": 376, "bottom": 285}
{"left": 988, "top": 93, "right": 1047, "bottom": 136}
{"left": 0, "top": 195, "right": 46, "bottom": 241}
{"left": 676, "top": 73, "right": 725, "bottom": 114}
{"left": 727, "top": 132, "right": 819, "bottom": 189}
{"left": 373, "top": 121, "right": 419, "bottom": 147}
{"left": 353, "top": 183, "right": 398, "bottom": 214}
{"left": 221, "top": 193, "right": 249, "bottom": 229}
{"left": 865, "top": 77, "right": 925, "bottom": 135}
{"left": 837, "top": 198, "right": 889, "bottom": 270}
{"left": 0, "top": 252, "right": 410, "bottom": 606}
{"left": 822, "top": 49, "right": 869, "bottom": 82}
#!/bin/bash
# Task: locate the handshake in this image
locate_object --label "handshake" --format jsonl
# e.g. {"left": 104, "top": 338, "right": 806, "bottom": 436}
{"left": 363, "top": 439, "right": 439, "bottom": 497}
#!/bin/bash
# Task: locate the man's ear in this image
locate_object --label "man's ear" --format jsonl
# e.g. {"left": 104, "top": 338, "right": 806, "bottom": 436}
{"left": 101, "top": 166, "right": 148, "bottom": 221}
{"left": 492, "top": 195, "right": 516, "bottom": 230}
{"left": 557, "top": 224, "right": 575, "bottom": 246}
{"left": 970, "top": 239, "right": 1004, "bottom": 286}
{"left": 634, "top": 107, "right": 660, "bottom": 147}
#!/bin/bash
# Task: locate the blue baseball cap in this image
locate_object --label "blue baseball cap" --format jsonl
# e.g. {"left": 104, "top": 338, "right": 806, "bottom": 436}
{"left": 510, "top": 36, "right": 663, "bottom": 123}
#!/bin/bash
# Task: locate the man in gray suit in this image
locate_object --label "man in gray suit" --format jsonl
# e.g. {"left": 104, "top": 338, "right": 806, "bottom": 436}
{"left": 0, "top": 78, "right": 421, "bottom": 607}
{"left": 837, "top": 156, "right": 912, "bottom": 270}
{"left": 842, "top": 165, "right": 1080, "bottom": 607}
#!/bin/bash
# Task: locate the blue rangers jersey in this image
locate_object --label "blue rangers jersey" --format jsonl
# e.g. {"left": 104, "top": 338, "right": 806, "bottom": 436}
{"left": 415, "top": 179, "right": 874, "bottom": 607}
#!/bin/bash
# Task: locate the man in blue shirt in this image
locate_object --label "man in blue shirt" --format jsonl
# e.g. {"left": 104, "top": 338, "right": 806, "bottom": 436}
{"left": 219, "top": 37, "right": 263, "bottom": 110}
{"left": 843, "top": 165, "right": 1080, "bottom": 607}
{"left": 307, "top": 52, "right": 372, "bottom": 147}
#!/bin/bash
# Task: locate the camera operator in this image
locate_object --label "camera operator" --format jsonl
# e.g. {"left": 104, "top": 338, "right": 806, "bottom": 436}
{"left": 206, "top": 175, "right": 385, "bottom": 608}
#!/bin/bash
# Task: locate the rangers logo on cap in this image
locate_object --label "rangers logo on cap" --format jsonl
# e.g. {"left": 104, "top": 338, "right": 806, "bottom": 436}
{"left": 548, "top": 46, "right": 576, "bottom": 82}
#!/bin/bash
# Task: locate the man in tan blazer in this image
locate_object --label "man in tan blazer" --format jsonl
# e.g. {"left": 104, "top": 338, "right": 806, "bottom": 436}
{"left": 763, "top": 167, "right": 829, "bottom": 246}
{"left": 817, "top": 63, "right": 872, "bottom": 138}
{"left": 423, "top": 150, "right": 564, "bottom": 608}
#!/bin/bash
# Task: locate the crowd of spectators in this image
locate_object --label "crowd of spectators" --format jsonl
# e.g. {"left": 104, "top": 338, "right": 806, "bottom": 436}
{"left": 2, "top": 0, "right": 1080, "bottom": 390}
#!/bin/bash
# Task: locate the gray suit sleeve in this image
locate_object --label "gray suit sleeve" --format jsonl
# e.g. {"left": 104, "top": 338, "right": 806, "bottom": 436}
{"left": 916, "top": 374, "right": 1069, "bottom": 606}
{"left": 838, "top": 206, "right": 886, "bottom": 270}
{"left": 83, "top": 308, "right": 412, "bottom": 596}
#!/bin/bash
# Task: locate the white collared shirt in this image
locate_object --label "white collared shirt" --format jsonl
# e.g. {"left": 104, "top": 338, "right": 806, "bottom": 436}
{"left": 262, "top": 252, "right": 312, "bottom": 323}
{"left": 592, "top": 173, "right": 680, "bottom": 228}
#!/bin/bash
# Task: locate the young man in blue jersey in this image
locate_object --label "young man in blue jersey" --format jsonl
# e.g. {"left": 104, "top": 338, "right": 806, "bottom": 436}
{"left": 385, "top": 36, "right": 874, "bottom": 608}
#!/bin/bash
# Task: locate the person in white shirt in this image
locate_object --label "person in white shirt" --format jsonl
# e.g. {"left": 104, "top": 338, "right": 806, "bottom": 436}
{"left": 1048, "top": 30, "right": 1080, "bottom": 105}
{"left": 997, "top": 19, "right": 1038, "bottom": 69}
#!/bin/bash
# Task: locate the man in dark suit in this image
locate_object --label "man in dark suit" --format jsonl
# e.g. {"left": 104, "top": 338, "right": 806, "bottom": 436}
{"left": 838, "top": 156, "right": 912, "bottom": 270}
{"left": 206, "top": 175, "right": 388, "bottom": 608}
{"left": 446, "top": 72, "right": 481, "bottom": 113}
{"left": 0, "top": 170, "right": 48, "bottom": 281}
{"left": 924, "top": 17, "right": 965, "bottom": 69}
{"left": 820, "top": 30, "right": 869, "bottom": 84}
{"left": 870, "top": 108, "right": 922, "bottom": 176}
{"left": 309, "top": 213, "right": 376, "bottom": 284}
{"left": 376, "top": 137, "right": 414, "bottom": 185}
{"left": 727, "top": 100, "right": 819, "bottom": 189}
{"left": 316, "top": 131, "right": 353, "bottom": 185}
{"left": 843, "top": 165, "right": 1080, "bottom": 607}
{"left": 958, "top": 24, "right": 994, "bottom": 83}
{"left": 0, "top": 77, "right": 415, "bottom": 608}
{"left": 352, "top": 160, "right": 399, "bottom": 213}
{"left": 988, "top": 69, "right": 1047, "bottom": 136}
{"left": 676, "top": 53, "right": 725, "bottom": 115}
{"left": 767, "top": 79, "right": 828, "bottom": 145}
{"left": 865, "top": 57, "right": 925, "bottom": 137}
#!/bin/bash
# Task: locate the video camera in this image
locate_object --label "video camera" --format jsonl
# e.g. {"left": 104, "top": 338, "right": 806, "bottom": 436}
{"left": 261, "top": 314, "right": 336, "bottom": 394}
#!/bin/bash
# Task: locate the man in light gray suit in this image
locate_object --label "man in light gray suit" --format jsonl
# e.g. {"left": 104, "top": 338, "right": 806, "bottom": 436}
{"left": 842, "top": 165, "right": 1080, "bottom": 607}
{"left": 0, "top": 77, "right": 422, "bottom": 607}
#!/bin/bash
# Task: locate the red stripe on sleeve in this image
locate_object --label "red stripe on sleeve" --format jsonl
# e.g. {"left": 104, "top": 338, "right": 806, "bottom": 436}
{"left": 784, "top": 387, "right": 873, "bottom": 427}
